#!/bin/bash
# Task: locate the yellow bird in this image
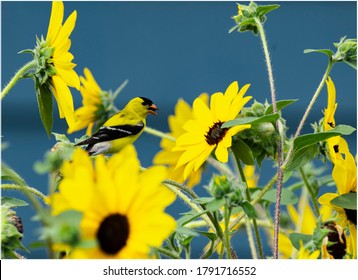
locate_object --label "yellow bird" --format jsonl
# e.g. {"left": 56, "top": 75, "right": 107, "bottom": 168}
{"left": 75, "top": 97, "right": 158, "bottom": 155}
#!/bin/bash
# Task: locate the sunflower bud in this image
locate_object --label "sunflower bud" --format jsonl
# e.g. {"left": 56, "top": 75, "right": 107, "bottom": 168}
{"left": 209, "top": 175, "right": 232, "bottom": 199}
{"left": 332, "top": 37, "right": 357, "bottom": 67}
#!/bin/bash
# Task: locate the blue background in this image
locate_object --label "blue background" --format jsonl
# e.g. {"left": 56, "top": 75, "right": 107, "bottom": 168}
{"left": 1, "top": 1, "right": 357, "bottom": 258}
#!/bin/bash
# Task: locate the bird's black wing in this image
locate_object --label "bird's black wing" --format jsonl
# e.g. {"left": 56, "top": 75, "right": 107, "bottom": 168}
{"left": 75, "top": 122, "right": 144, "bottom": 146}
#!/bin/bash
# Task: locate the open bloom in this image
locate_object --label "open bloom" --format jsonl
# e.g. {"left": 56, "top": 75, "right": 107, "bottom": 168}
{"left": 318, "top": 152, "right": 357, "bottom": 258}
{"left": 323, "top": 77, "right": 349, "bottom": 164}
{"left": 68, "top": 68, "right": 104, "bottom": 135}
{"left": 174, "top": 81, "right": 252, "bottom": 180}
{"left": 48, "top": 145, "right": 176, "bottom": 258}
{"left": 153, "top": 95, "right": 208, "bottom": 187}
{"left": 40, "top": 1, "right": 80, "bottom": 128}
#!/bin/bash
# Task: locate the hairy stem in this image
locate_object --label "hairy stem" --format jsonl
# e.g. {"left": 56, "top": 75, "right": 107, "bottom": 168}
{"left": 1, "top": 60, "right": 37, "bottom": 99}
{"left": 1, "top": 183, "right": 47, "bottom": 202}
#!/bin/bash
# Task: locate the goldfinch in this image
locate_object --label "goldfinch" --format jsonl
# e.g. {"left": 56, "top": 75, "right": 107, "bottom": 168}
{"left": 75, "top": 97, "right": 158, "bottom": 155}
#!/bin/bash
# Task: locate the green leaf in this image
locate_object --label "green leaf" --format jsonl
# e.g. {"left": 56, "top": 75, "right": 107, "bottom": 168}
{"left": 289, "top": 233, "right": 312, "bottom": 250}
{"left": 304, "top": 48, "right": 334, "bottom": 57}
{"left": 35, "top": 82, "right": 53, "bottom": 138}
{"left": 285, "top": 145, "right": 317, "bottom": 172}
{"left": 1, "top": 163, "right": 26, "bottom": 186}
{"left": 261, "top": 188, "right": 299, "bottom": 205}
{"left": 231, "top": 138, "right": 255, "bottom": 165}
{"left": 256, "top": 4, "right": 280, "bottom": 17}
{"left": 205, "top": 197, "right": 226, "bottom": 212}
{"left": 1, "top": 197, "right": 29, "bottom": 208}
{"left": 177, "top": 209, "right": 211, "bottom": 227}
{"left": 52, "top": 133, "right": 71, "bottom": 143}
{"left": 331, "top": 193, "right": 357, "bottom": 210}
{"left": 175, "top": 226, "right": 199, "bottom": 237}
{"left": 265, "top": 99, "right": 298, "bottom": 114}
{"left": 222, "top": 113, "right": 279, "bottom": 128}
{"left": 344, "top": 59, "right": 357, "bottom": 70}
{"left": 240, "top": 201, "right": 257, "bottom": 218}
{"left": 292, "top": 125, "right": 355, "bottom": 152}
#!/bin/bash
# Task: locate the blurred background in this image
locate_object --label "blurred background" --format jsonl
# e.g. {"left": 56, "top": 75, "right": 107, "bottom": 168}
{"left": 1, "top": 1, "right": 356, "bottom": 258}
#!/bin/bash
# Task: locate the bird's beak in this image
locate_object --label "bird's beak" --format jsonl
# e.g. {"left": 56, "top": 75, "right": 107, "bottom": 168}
{"left": 148, "top": 104, "right": 158, "bottom": 115}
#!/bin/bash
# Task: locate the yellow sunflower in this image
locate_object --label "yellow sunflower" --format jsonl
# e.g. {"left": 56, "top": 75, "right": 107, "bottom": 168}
{"left": 48, "top": 145, "right": 176, "bottom": 258}
{"left": 153, "top": 94, "right": 208, "bottom": 187}
{"left": 323, "top": 77, "right": 349, "bottom": 164}
{"left": 318, "top": 152, "right": 357, "bottom": 258}
{"left": 174, "top": 81, "right": 252, "bottom": 180}
{"left": 44, "top": 1, "right": 80, "bottom": 128}
{"left": 68, "top": 68, "right": 104, "bottom": 135}
{"left": 274, "top": 194, "right": 331, "bottom": 258}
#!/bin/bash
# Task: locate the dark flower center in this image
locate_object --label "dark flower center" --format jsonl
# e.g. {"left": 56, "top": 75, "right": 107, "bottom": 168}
{"left": 333, "top": 145, "right": 339, "bottom": 153}
{"left": 324, "top": 222, "right": 346, "bottom": 259}
{"left": 96, "top": 213, "right": 130, "bottom": 255}
{"left": 344, "top": 192, "right": 357, "bottom": 226}
{"left": 327, "top": 121, "right": 335, "bottom": 128}
{"left": 205, "top": 121, "right": 228, "bottom": 145}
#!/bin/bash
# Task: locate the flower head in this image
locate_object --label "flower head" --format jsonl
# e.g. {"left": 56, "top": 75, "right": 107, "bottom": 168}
{"left": 318, "top": 152, "right": 357, "bottom": 258}
{"left": 323, "top": 77, "right": 349, "bottom": 164}
{"left": 153, "top": 95, "right": 208, "bottom": 187}
{"left": 174, "top": 81, "right": 252, "bottom": 180}
{"left": 68, "top": 68, "right": 109, "bottom": 135}
{"left": 48, "top": 145, "right": 176, "bottom": 258}
{"left": 34, "top": 1, "right": 80, "bottom": 128}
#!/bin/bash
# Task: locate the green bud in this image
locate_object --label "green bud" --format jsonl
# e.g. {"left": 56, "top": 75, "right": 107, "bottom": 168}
{"left": 209, "top": 175, "right": 232, "bottom": 199}
{"left": 228, "top": 189, "right": 244, "bottom": 206}
{"left": 332, "top": 36, "right": 357, "bottom": 69}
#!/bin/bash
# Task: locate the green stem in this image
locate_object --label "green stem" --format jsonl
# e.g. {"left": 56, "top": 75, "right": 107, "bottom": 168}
{"left": 236, "top": 161, "right": 264, "bottom": 259}
{"left": 284, "top": 61, "right": 334, "bottom": 167}
{"left": 157, "top": 247, "right": 181, "bottom": 259}
{"left": 245, "top": 217, "right": 258, "bottom": 259}
{"left": 1, "top": 60, "right": 37, "bottom": 100}
{"left": 256, "top": 17, "right": 285, "bottom": 259}
{"left": 1, "top": 183, "right": 47, "bottom": 202}
{"left": 207, "top": 157, "right": 234, "bottom": 178}
{"left": 144, "top": 126, "right": 176, "bottom": 142}
{"left": 223, "top": 206, "right": 232, "bottom": 259}
{"left": 111, "top": 79, "right": 129, "bottom": 101}
{"left": 299, "top": 167, "right": 320, "bottom": 217}
{"left": 164, "top": 182, "right": 216, "bottom": 232}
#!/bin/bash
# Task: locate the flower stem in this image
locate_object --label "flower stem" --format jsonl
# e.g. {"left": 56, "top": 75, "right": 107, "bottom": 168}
{"left": 144, "top": 126, "right": 176, "bottom": 142}
{"left": 1, "top": 60, "right": 37, "bottom": 100}
{"left": 256, "top": 16, "right": 285, "bottom": 260}
{"left": 283, "top": 61, "right": 334, "bottom": 166}
{"left": 157, "top": 247, "right": 181, "bottom": 259}
{"left": 236, "top": 160, "right": 264, "bottom": 259}
{"left": 223, "top": 206, "right": 232, "bottom": 259}
{"left": 245, "top": 217, "right": 258, "bottom": 259}
{"left": 1, "top": 183, "right": 47, "bottom": 202}
{"left": 299, "top": 167, "right": 320, "bottom": 217}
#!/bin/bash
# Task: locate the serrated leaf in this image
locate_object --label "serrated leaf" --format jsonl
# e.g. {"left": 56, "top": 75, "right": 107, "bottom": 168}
{"left": 265, "top": 99, "right": 298, "bottom": 114}
{"left": 35, "top": 82, "right": 53, "bottom": 138}
{"left": 289, "top": 233, "right": 312, "bottom": 250}
{"left": 1, "top": 163, "right": 26, "bottom": 186}
{"left": 231, "top": 138, "right": 255, "bottom": 165}
{"left": 331, "top": 193, "right": 357, "bottom": 210}
{"left": 222, "top": 113, "right": 279, "bottom": 128}
{"left": 304, "top": 48, "right": 334, "bottom": 57}
{"left": 261, "top": 188, "right": 299, "bottom": 205}
{"left": 1, "top": 196, "right": 29, "bottom": 208}
{"left": 240, "top": 201, "right": 257, "bottom": 218}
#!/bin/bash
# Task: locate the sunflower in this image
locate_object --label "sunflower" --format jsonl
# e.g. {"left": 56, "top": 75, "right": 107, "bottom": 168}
{"left": 153, "top": 94, "right": 208, "bottom": 187}
{"left": 318, "top": 152, "right": 357, "bottom": 258}
{"left": 48, "top": 145, "right": 176, "bottom": 258}
{"left": 174, "top": 81, "right": 252, "bottom": 180}
{"left": 323, "top": 77, "right": 349, "bottom": 164}
{"left": 40, "top": 1, "right": 80, "bottom": 128}
{"left": 274, "top": 195, "right": 331, "bottom": 258}
{"left": 68, "top": 68, "right": 105, "bottom": 135}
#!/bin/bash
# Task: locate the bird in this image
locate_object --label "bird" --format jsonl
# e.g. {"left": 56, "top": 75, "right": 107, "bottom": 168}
{"left": 75, "top": 97, "right": 158, "bottom": 155}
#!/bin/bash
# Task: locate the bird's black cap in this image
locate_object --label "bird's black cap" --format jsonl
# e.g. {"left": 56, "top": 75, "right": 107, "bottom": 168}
{"left": 139, "top": 97, "right": 154, "bottom": 106}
